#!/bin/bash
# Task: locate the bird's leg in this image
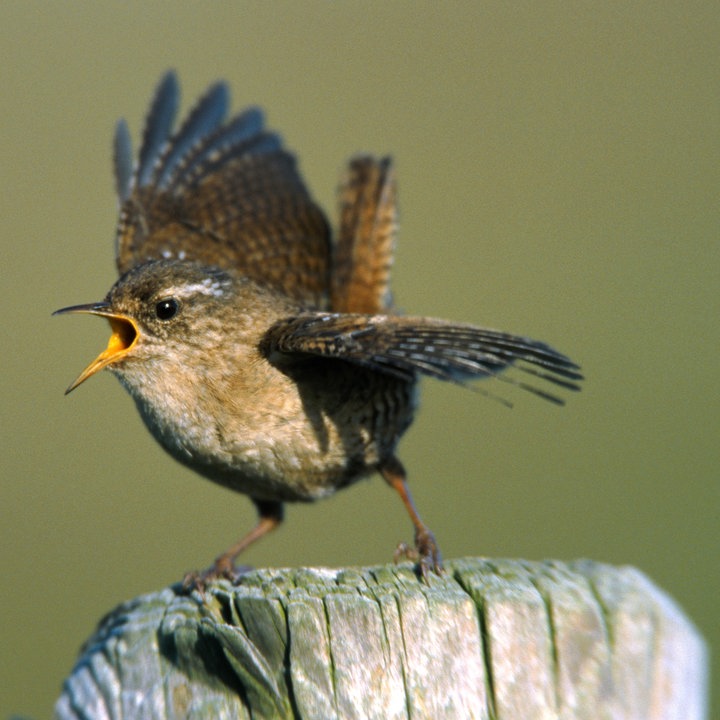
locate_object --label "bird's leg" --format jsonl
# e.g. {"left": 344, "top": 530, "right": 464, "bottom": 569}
{"left": 380, "top": 456, "right": 443, "bottom": 581}
{"left": 183, "top": 500, "right": 283, "bottom": 590}
{"left": 213, "top": 499, "right": 284, "bottom": 576}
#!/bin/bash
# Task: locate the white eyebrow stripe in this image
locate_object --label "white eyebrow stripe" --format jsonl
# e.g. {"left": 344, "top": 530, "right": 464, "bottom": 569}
{"left": 165, "top": 280, "right": 227, "bottom": 298}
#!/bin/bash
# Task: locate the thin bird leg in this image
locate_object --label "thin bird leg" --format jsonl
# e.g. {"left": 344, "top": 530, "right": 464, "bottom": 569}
{"left": 213, "top": 499, "right": 284, "bottom": 576}
{"left": 380, "top": 456, "right": 443, "bottom": 581}
{"left": 184, "top": 500, "right": 283, "bottom": 589}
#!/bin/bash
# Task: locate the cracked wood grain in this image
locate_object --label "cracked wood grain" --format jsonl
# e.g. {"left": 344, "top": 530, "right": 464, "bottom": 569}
{"left": 54, "top": 559, "right": 707, "bottom": 720}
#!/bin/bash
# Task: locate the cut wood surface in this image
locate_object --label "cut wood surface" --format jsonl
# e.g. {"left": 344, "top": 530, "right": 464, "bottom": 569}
{"left": 54, "top": 558, "right": 707, "bottom": 720}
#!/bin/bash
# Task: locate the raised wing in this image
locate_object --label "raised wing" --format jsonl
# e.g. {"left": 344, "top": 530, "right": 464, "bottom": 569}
{"left": 114, "top": 71, "right": 331, "bottom": 307}
{"left": 262, "top": 313, "right": 583, "bottom": 405}
{"left": 331, "top": 156, "right": 397, "bottom": 314}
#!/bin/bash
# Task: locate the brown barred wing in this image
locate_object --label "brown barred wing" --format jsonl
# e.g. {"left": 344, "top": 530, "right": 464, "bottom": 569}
{"left": 114, "top": 71, "right": 331, "bottom": 307}
{"left": 263, "top": 313, "right": 583, "bottom": 405}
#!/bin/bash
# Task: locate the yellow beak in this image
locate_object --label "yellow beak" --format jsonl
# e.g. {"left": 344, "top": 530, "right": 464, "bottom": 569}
{"left": 53, "top": 302, "right": 139, "bottom": 394}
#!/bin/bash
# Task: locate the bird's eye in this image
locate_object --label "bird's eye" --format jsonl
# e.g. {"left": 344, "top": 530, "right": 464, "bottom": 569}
{"left": 155, "top": 298, "right": 179, "bottom": 320}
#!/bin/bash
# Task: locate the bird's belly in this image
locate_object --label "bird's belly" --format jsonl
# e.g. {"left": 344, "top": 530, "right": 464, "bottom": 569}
{"left": 128, "top": 364, "right": 417, "bottom": 503}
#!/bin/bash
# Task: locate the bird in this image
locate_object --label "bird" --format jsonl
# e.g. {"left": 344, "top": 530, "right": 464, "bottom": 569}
{"left": 55, "top": 71, "right": 583, "bottom": 584}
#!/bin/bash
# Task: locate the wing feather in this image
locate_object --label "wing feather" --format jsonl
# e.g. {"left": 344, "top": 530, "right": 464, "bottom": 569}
{"left": 135, "top": 71, "right": 179, "bottom": 188}
{"left": 113, "top": 119, "right": 133, "bottom": 203}
{"left": 114, "top": 72, "right": 330, "bottom": 306}
{"left": 165, "top": 108, "right": 271, "bottom": 194}
{"left": 263, "top": 313, "right": 583, "bottom": 404}
{"left": 151, "top": 80, "right": 228, "bottom": 189}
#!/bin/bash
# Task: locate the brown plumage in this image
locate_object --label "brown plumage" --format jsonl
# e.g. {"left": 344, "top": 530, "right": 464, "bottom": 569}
{"left": 56, "top": 71, "right": 582, "bottom": 583}
{"left": 114, "top": 73, "right": 331, "bottom": 305}
{"left": 332, "top": 156, "right": 396, "bottom": 313}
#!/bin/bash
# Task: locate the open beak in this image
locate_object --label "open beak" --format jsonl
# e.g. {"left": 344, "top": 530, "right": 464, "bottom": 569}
{"left": 53, "top": 302, "right": 139, "bottom": 394}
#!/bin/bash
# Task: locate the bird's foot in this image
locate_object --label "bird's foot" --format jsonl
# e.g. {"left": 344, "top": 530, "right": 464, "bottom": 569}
{"left": 393, "top": 527, "right": 444, "bottom": 582}
{"left": 181, "top": 558, "right": 252, "bottom": 593}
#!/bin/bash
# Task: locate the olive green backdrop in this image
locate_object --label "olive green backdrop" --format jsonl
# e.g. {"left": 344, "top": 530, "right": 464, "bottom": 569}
{"left": 1, "top": 3, "right": 717, "bottom": 717}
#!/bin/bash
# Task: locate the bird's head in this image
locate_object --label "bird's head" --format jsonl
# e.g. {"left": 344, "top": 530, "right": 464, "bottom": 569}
{"left": 54, "top": 260, "right": 240, "bottom": 393}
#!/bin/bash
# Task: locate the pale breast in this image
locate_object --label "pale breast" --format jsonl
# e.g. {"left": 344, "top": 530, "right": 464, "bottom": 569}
{"left": 119, "top": 350, "right": 417, "bottom": 503}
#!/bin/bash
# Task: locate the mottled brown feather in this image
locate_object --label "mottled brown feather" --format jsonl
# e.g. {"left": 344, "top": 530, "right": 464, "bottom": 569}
{"left": 263, "top": 313, "right": 583, "bottom": 404}
{"left": 114, "top": 72, "right": 331, "bottom": 307}
{"left": 331, "top": 156, "right": 397, "bottom": 314}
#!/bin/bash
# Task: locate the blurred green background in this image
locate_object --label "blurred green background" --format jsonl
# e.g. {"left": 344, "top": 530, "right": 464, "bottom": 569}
{"left": 1, "top": 2, "right": 717, "bottom": 716}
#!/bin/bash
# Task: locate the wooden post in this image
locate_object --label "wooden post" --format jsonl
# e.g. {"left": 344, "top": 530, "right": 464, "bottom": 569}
{"left": 54, "top": 559, "right": 707, "bottom": 719}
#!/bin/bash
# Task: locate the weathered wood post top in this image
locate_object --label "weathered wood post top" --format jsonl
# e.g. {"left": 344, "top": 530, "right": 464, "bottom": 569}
{"left": 55, "top": 558, "right": 707, "bottom": 719}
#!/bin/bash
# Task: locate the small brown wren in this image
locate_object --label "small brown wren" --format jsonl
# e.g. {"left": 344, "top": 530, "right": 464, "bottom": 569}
{"left": 55, "top": 72, "right": 582, "bottom": 583}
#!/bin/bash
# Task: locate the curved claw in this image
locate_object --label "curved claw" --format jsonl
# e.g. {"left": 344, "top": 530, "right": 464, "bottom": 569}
{"left": 393, "top": 527, "right": 444, "bottom": 583}
{"left": 181, "top": 561, "right": 252, "bottom": 594}
{"left": 415, "top": 527, "right": 444, "bottom": 581}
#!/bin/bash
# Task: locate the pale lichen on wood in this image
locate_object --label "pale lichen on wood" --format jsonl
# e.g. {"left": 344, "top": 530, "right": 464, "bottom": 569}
{"left": 54, "top": 559, "right": 707, "bottom": 720}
